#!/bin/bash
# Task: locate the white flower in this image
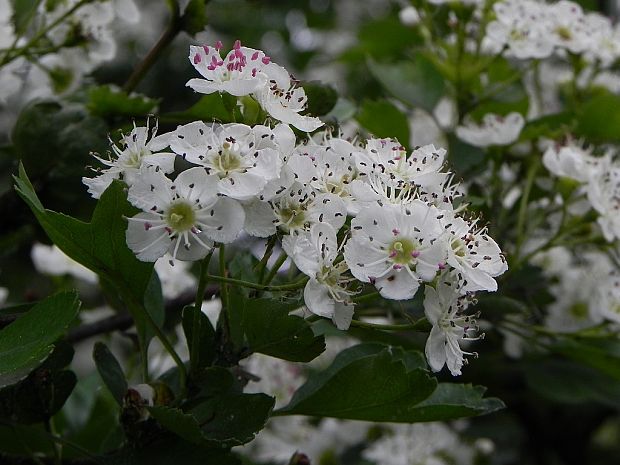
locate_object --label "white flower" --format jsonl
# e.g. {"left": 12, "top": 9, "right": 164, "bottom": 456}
{"left": 288, "top": 136, "right": 360, "bottom": 214}
{"left": 424, "top": 278, "right": 480, "bottom": 376}
{"left": 186, "top": 40, "right": 270, "bottom": 96}
{"left": 455, "top": 113, "right": 524, "bottom": 147}
{"left": 169, "top": 122, "right": 285, "bottom": 200}
{"left": 441, "top": 214, "right": 507, "bottom": 292}
{"left": 586, "top": 156, "right": 620, "bottom": 242}
{"left": 354, "top": 138, "right": 447, "bottom": 188}
{"left": 125, "top": 167, "right": 244, "bottom": 262}
{"left": 363, "top": 422, "right": 475, "bottom": 465}
{"left": 595, "top": 269, "right": 620, "bottom": 324}
{"left": 31, "top": 243, "right": 98, "bottom": 284}
{"left": 255, "top": 62, "right": 324, "bottom": 132}
{"left": 484, "top": 1, "right": 553, "bottom": 60}
{"left": 83, "top": 120, "right": 175, "bottom": 198}
{"left": 542, "top": 141, "right": 600, "bottom": 182}
{"left": 548, "top": 1, "right": 592, "bottom": 54}
{"left": 282, "top": 223, "right": 356, "bottom": 329}
{"left": 266, "top": 183, "right": 347, "bottom": 233}
{"left": 344, "top": 201, "right": 446, "bottom": 300}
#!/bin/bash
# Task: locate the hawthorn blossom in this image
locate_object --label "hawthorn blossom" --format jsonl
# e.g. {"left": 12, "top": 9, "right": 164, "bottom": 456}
{"left": 83, "top": 120, "right": 174, "bottom": 199}
{"left": 455, "top": 113, "right": 524, "bottom": 148}
{"left": 344, "top": 202, "right": 446, "bottom": 300}
{"left": 255, "top": 62, "right": 323, "bottom": 132}
{"left": 283, "top": 223, "right": 355, "bottom": 329}
{"left": 586, "top": 156, "right": 620, "bottom": 242}
{"left": 595, "top": 269, "right": 620, "bottom": 324}
{"left": 484, "top": 1, "right": 553, "bottom": 59}
{"left": 125, "top": 167, "right": 244, "bottom": 262}
{"left": 169, "top": 122, "right": 286, "bottom": 200}
{"left": 246, "top": 185, "right": 347, "bottom": 237}
{"left": 186, "top": 40, "right": 270, "bottom": 96}
{"left": 288, "top": 136, "right": 359, "bottom": 213}
{"left": 363, "top": 422, "right": 477, "bottom": 465}
{"left": 542, "top": 141, "right": 600, "bottom": 182}
{"left": 424, "top": 278, "right": 480, "bottom": 376}
{"left": 441, "top": 214, "right": 507, "bottom": 293}
{"left": 31, "top": 243, "right": 97, "bottom": 284}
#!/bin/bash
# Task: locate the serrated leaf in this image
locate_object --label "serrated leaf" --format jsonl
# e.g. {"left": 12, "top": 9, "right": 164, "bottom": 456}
{"left": 150, "top": 392, "right": 274, "bottom": 448}
{"left": 93, "top": 342, "right": 128, "bottom": 406}
{"left": 400, "top": 384, "right": 505, "bottom": 422}
{"left": 232, "top": 292, "right": 325, "bottom": 362}
{"left": 368, "top": 55, "right": 445, "bottom": 112}
{"left": 87, "top": 85, "right": 159, "bottom": 118}
{"left": 278, "top": 343, "right": 503, "bottom": 422}
{"left": 278, "top": 344, "right": 437, "bottom": 421}
{"left": 14, "top": 168, "right": 161, "bottom": 350}
{"left": 0, "top": 291, "right": 80, "bottom": 388}
{"left": 357, "top": 99, "right": 410, "bottom": 148}
{"left": 190, "top": 393, "right": 275, "bottom": 446}
{"left": 148, "top": 406, "right": 206, "bottom": 445}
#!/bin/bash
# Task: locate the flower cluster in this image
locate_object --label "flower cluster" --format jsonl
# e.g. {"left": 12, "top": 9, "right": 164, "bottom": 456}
{"left": 543, "top": 141, "right": 620, "bottom": 242}
{"left": 83, "top": 41, "right": 508, "bottom": 375}
{"left": 483, "top": 0, "right": 620, "bottom": 65}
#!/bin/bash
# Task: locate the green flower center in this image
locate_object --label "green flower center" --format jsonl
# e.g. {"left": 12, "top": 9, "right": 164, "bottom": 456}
{"left": 166, "top": 201, "right": 196, "bottom": 232}
{"left": 451, "top": 239, "right": 466, "bottom": 257}
{"left": 568, "top": 302, "right": 588, "bottom": 319}
{"left": 125, "top": 148, "right": 151, "bottom": 169}
{"left": 388, "top": 238, "right": 417, "bottom": 265}
{"left": 555, "top": 26, "right": 572, "bottom": 41}
{"left": 278, "top": 206, "right": 307, "bottom": 231}
{"left": 213, "top": 142, "right": 243, "bottom": 177}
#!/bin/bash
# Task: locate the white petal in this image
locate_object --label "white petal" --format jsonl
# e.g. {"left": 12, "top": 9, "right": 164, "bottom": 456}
{"left": 243, "top": 200, "right": 277, "bottom": 237}
{"left": 126, "top": 213, "right": 170, "bottom": 262}
{"left": 199, "top": 197, "right": 245, "bottom": 243}
{"left": 304, "top": 279, "right": 335, "bottom": 318}
{"left": 174, "top": 167, "right": 219, "bottom": 204}
{"left": 425, "top": 325, "right": 447, "bottom": 373}
{"left": 375, "top": 269, "right": 420, "bottom": 300}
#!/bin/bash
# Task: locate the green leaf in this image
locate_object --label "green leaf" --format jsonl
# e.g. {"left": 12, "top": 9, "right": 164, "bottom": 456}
{"left": 183, "top": 305, "right": 216, "bottom": 372}
{"left": 447, "top": 133, "right": 485, "bottom": 174}
{"left": 525, "top": 359, "right": 620, "bottom": 408}
{"left": 87, "top": 85, "right": 159, "bottom": 118}
{"left": 356, "top": 99, "right": 410, "bottom": 148}
{"left": 0, "top": 291, "right": 80, "bottom": 388}
{"left": 519, "top": 111, "right": 574, "bottom": 141}
{"left": 575, "top": 91, "right": 620, "bottom": 143}
{"left": 163, "top": 93, "right": 234, "bottom": 124}
{"left": 368, "top": 55, "right": 445, "bottom": 112}
{"left": 180, "top": 0, "right": 207, "bottom": 35}
{"left": 400, "top": 383, "right": 505, "bottom": 422}
{"left": 148, "top": 406, "right": 207, "bottom": 445}
{"left": 551, "top": 337, "right": 620, "bottom": 382}
{"left": 10, "top": 0, "right": 38, "bottom": 35}
{"left": 278, "top": 344, "right": 437, "bottom": 421}
{"left": 14, "top": 168, "right": 160, "bottom": 350}
{"left": 93, "top": 342, "right": 128, "bottom": 406}
{"left": 303, "top": 82, "right": 338, "bottom": 116}
{"left": 190, "top": 393, "right": 275, "bottom": 446}
{"left": 150, "top": 392, "right": 274, "bottom": 447}
{"left": 232, "top": 292, "right": 325, "bottom": 362}
{"left": 0, "top": 369, "right": 77, "bottom": 424}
